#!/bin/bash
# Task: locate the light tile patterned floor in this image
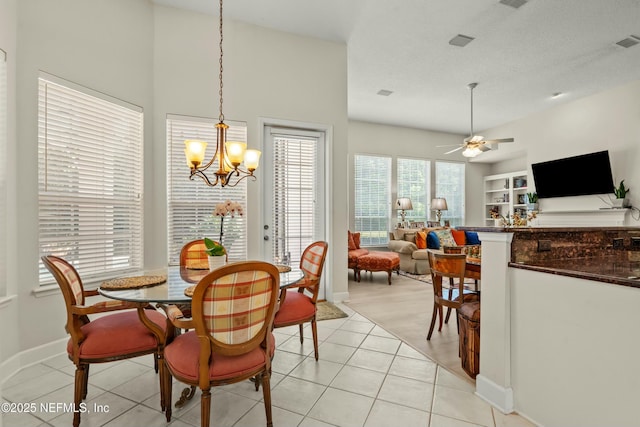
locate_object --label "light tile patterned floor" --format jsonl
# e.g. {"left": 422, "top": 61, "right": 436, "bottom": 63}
{"left": 1, "top": 304, "right": 535, "bottom": 427}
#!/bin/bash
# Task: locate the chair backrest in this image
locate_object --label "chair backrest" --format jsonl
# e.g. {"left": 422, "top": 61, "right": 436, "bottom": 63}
{"left": 427, "top": 250, "right": 467, "bottom": 300}
{"left": 190, "top": 261, "right": 280, "bottom": 360}
{"left": 180, "top": 239, "right": 228, "bottom": 270}
{"left": 41, "top": 255, "right": 85, "bottom": 307}
{"left": 298, "top": 241, "right": 329, "bottom": 301}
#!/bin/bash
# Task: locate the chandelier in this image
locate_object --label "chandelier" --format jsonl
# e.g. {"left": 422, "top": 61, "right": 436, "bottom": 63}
{"left": 184, "top": 0, "right": 260, "bottom": 187}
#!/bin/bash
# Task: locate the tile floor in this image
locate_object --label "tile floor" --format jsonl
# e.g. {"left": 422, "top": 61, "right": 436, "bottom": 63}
{"left": 1, "top": 304, "right": 535, "bottom": 427}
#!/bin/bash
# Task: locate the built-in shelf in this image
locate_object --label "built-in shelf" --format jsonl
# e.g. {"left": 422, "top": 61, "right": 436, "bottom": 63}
{"left": 483, "top": 170, "right": 528, "bottom": 225}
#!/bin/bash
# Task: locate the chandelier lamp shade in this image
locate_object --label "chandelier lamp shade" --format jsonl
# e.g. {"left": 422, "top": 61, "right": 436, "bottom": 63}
{"left": 184, "top": 0, "right": 260, "bottom": 187}
{"left": 431, "top": 198, "right": 448, "bottom": 223}
{"left": 395, "top": 198, "right": 413, "bottom": 226}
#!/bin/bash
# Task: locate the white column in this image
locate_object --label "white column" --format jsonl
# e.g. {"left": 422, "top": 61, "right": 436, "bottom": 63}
{"left": 475, "top": 231, "right": 514, "bottom": 413}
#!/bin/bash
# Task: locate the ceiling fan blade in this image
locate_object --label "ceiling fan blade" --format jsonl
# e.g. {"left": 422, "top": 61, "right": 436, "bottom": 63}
{"left": 478, "top": 144, "right": 492, "bottom": 152}
{"left": 444, "top": 146, "right": 464, "bottom": 154}
{"left": 484, "top": 138, "right": 514, "bottom": 143}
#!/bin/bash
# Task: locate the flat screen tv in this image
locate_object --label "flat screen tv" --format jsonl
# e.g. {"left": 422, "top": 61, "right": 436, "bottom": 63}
{"left": 531, "top": 150, "right": 614, "bottom": 199}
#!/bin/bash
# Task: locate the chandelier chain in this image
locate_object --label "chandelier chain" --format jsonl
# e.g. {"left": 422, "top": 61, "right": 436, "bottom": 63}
{"left": 218, "top": 0, "right": 224, "bottom": 122}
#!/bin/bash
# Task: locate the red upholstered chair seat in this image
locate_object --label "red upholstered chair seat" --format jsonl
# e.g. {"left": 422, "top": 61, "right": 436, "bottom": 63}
{"left": 165, "top": 330, "right": 276, "bottom": 383}
{"left": 66, "top": 310, "right": 167, "bottom": 360}
{"left": 274, "top": 291, "right": 315, "bottom": 325}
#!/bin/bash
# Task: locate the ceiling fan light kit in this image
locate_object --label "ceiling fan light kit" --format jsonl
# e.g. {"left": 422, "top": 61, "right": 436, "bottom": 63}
{"left": 441, "top": 82, "right": 515, "bottom": 158}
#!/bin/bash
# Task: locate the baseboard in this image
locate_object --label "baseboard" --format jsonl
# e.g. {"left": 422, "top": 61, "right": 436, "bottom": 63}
{"left": 332, "top": 291, "right": 350, "bottom": 303}
{"left": 475, "top": 374, "right": 514, "bottom": 414}
{"left": 0, "top": 338, "right": 67, "bottom": 385}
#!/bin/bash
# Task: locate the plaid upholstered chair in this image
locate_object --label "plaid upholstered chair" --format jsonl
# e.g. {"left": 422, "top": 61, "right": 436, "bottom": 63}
{"left": 273, "top": 241, "right": 329, "bottom": 361}
{"left": 180, "top": 239, "right": 227, "bottom": 271}
{"left": 41, "top": 255, "right": 167, "bottom": 427}
{"left": 162, "top": 261, "right": 280, "bottom": 427}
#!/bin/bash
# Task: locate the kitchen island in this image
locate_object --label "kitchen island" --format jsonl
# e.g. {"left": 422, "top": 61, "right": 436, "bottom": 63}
{"left": 456, "top": 226, "right": 640, "bottom": 427}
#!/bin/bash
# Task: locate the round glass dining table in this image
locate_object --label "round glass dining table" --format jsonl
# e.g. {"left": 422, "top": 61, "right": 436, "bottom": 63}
{"left": 98, "top": 266, "right": 304, "bottom": 303}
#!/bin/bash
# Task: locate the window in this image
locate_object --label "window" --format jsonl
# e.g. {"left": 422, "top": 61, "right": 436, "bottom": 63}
{"left": 0, "top": 49, "right": 6, "bottom": 295}
{"left": 435, "top": 161, "right": 465, "bottom": 226}
{"left": 38, "top": 74, "right": 143, "bottom": 285}
{"left": 397, "top": 158, "right": 430, "bottom": 223}
{"left": 354, "top": 154, "right": 391, "bottom": 246}
{"left": 167, "top": 115, "right": 247, "bottom": 265}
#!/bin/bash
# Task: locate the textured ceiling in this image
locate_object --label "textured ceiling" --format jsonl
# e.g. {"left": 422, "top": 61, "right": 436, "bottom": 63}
{"left": 153, "top": 0, "right": 640, "bottom": 161}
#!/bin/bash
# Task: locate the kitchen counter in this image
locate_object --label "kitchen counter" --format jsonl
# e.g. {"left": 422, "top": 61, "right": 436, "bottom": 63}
{"left": 457, "top": 226, "right": 640, "bottom": 288}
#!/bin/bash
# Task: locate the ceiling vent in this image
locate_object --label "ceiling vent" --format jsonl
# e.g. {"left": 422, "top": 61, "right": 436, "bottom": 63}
{"left": 377, "top": 89, "right": 393, "bottom": 96}
{"left": 449, "top": 34, "right": 475, "bottom": 47}
{"left": 499, "top": 0, "right": 528, "bottom": 9}
{"left": 616, "top": 35, "right": 640, "bottom": 48}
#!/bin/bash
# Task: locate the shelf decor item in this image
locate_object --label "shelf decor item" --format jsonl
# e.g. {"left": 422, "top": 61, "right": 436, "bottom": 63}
{"left": 526, "top": 192, "right": 538, "bottom": 211}
{"left": 613, "top": 180, "right": 630, "bottom": 208}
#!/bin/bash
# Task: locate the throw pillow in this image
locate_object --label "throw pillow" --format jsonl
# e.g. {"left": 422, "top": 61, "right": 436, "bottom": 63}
{"left": 352, "top": 232, "right": 361, "bottom": 249}
{"left": 415, "top": 231, "right": 427, "bottom": 249}
{"left": 465, "top": 231, "right": 481, "bottom": 245}
{"left": 433, "top": 229, "right": 456, "bottom": 248}
{"left": 403, "top": 232, "right": 417, "bottom": 242}
{"left": 347, "top": 231, "right": 356, "bottom": 250}
{"left": 427, "top": 231, "right": 440, "bottom": 249}
{"left": 451, "top": 229, "right": 466, "bottom": 246}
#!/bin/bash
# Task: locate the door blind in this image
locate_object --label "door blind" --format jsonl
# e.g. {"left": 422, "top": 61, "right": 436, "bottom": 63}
{"left": 38, "top": 75, "right": 144, "bottom": 285}
{"left": 167, "top": 115, "right": 248, "bottom": 265}
{"left": 270, "top": 133, "right": 319, "bottom": 266}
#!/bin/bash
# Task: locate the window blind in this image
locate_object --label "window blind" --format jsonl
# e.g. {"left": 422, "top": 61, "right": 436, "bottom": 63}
{"left": 167, "top": 115, "right": 248, "bottom": 265}
{"left": 435, "top": 161, "right": 465, "bottom": 226}
{"left": 38, "top": 75, "right": 144, "bottom": 285}
{"left": 397, "top": 158, "right": 430, "bottom": 223}
{"left": 354, "top": 154, "right": 391, "bottom": 246}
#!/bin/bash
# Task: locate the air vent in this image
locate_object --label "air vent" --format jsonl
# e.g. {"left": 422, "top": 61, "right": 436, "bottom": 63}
{"left": 616, "top": 35, "right": 640, "bottom": 48}
{"left": 377, "top": 89, "right": 393, "bottom": 96}
{"left": 449, "top": 34, "right": 475, "bottom": 47}
{"left": 499, "top": 0, "right": 528, "bottom": 9}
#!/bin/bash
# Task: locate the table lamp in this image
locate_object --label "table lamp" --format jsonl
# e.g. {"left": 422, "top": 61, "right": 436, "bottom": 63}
{"left": 395, "top": 198, "right": 413, "bottom": 227}
{"left": 431, "top": 198, "right": 448, "bottom": 224}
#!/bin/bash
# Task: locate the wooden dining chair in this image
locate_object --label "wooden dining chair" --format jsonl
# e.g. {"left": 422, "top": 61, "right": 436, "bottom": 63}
{"left": 426, "top": 250, "right": 479, "bottom": 340}
{"left": 162, "top": 261, "right": 280, "bottom": 427}
{"left": 41, "top": 255, "right": 167, "bottom": 427}
{"left": 180, "top": 239, "right": 228, "bottom": 270}
{"left": 273, "top": 241, "right": 329, "bottom": 361}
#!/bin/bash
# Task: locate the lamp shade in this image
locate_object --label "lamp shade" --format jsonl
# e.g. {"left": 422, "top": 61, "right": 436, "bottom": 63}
{"left": 395, "top": 198, "right": 413, "bottom": 211}
{"left": 431, "top": 198, "right": 448, "bottom": 211}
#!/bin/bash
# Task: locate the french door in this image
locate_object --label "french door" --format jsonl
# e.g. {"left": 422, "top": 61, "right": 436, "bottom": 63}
{"left": 262, "top": 126, "right": 326, "bottom": 298}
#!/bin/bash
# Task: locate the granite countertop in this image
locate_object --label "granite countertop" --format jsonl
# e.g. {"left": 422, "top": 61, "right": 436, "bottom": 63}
{"left": 509, "top": 253, "right": 640, "bottom": 289}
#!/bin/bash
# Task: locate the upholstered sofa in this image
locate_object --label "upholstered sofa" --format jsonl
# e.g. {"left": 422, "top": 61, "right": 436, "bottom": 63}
{"left": 388, "top": 227, "right": 481, "bottom": 274}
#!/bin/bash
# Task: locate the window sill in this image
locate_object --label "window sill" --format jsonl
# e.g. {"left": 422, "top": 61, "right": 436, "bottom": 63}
{"left": 32, "top": 284, "right": 60, "bottom": 298}
{"left": 0, "top": 294, "right": 17, "bottom": 309}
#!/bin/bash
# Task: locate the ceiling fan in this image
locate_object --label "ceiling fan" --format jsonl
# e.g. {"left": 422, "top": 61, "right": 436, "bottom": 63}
{"left": 441, "top": 82, "right": 514, "bottom": 157}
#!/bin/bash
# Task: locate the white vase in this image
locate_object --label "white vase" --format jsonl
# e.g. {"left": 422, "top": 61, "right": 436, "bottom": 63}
{"left": 208, "top": 255, "right": 226, "bottom": 272}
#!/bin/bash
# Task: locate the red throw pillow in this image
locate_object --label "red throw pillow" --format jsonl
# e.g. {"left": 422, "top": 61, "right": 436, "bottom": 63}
{"left": 347, "top": 231, "right": 356, "bottom": 250}
{"left": 415, "top": 231, "right": 427, "bottom": 249}
{"left": 452, "top": 229, "right": 466, "bottom": 246}
{"left": 352, "top": 232, "right": 361, "bottom": 249}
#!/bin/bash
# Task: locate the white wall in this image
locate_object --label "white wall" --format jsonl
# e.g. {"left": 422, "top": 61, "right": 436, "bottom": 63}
{"left": 348, "top": 120, "right": 491, "bottom": 227}
{"left": 0, "top": 0, "right": 17, "bottom": 420}
{"left": 486, "top": 79, "right": 640, "bottom": 218}
{"left": 511, "top": 268, "right": 640, "bottom": 426}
